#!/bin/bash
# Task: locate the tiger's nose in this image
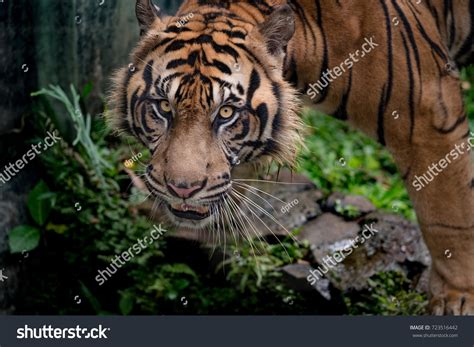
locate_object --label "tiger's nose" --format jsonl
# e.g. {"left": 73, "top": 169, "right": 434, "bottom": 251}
{"left": 167, "top": 181, "right": 205, "bottom": 199}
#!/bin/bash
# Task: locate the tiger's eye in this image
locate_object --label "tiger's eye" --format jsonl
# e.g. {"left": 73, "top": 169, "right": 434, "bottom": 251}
{"left": 160, "top": 100, "right": 171, "bottom": 113}
{"left": 219, "top": 106, "right": 234, "bottom": 119}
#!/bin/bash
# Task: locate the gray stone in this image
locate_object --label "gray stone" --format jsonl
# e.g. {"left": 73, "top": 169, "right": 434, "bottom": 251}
{"left": 310, "top": 212, "right": 430, "bottom": 291}
{"left": 297, "top": 213, "right": 360, "bottom": 251}
{"left": 281, "top": 263, "right": 332, "bottom": 300}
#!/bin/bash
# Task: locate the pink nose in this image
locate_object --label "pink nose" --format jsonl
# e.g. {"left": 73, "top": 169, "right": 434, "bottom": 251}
{"left": 167, "top": 183, "right": 204, "bottom": 199}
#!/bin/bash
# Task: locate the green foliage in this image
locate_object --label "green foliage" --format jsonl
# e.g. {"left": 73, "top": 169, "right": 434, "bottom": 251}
{"left": 334, "top": 199, "right": 361, "bottom": 219}
{"left": 119, "top": 291, "right": 134, "bottom": 316}
{"left": 32, "top": 85, "right": 112, "bottom": 187}
{"left": 344, "top": 272, "right": 428, "bottom": 315}
{"left": 27, "top": 180, "right": 53, "bottom": 226}
{"left": 8, "top": 225, "right": 41, "bottom": 254}
{"left": 8, "top": 180, "right": 54, "bottom": 254}
{"left": 219, "top": 235, "right": 309, "bottom": 292}
{"left": 298, "top": 111, "right": 416, "bottom": 220}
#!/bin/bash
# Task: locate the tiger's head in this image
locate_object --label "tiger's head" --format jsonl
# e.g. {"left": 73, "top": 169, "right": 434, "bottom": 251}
{"left": 108, "top": 0, "right": 302, "bottom": 229}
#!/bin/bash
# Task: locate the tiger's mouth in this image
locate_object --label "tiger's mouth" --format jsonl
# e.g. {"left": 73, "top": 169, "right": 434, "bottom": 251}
{"left": 167, "top": 203, "right": 212, "bottom": 220}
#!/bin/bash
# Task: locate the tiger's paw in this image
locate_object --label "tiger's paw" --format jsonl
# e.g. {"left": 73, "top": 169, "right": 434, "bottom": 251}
{"left": 429, "top": 268, "right": 474, "bottom": 315}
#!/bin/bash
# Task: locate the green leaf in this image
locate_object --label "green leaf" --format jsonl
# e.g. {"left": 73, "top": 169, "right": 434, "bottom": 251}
{"left": 80, "top": 281, "right": 102, "bottom": 314}
{"left": 81, "top": 81, "right": 94, "bottom": 99}
{"left": 119, "top": 292, "right": 134, "bottom": 315}
{"left": 8, "top": 225, "right": 41, "bottom": 253}
{"left": 28, "top": 181, "right": 52, "bottom": 226}
{"left": 162, "top": 263, "right": 197, "bottom": 278}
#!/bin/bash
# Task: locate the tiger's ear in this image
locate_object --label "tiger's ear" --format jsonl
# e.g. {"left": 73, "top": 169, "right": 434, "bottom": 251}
{"left": 257, "top": 5, "right": 295, "bottom": 56}
{"left": 136, "top": 0, "right": 164, "bottom": 35}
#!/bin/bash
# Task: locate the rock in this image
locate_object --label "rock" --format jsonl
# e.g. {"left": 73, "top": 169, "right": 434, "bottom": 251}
{"left": 363, "top": 212, "right": 430, "bottom": 266}
{"left": 281, "top": 263, "right": 314, "bottom": 291}
{"left": 325, "top": 192, "right": 376, "bottom": 218}
{"left": 281, "top": 263, "right": 332, "bottom": 301}
{"left": 297, "top": 213, "right": 360, "bottom": 259}
{"left": 306, "top": 212, "right": 430, "bottom": 292}
{"left": 308, "top": 276, "right": 332, "bottom": 301}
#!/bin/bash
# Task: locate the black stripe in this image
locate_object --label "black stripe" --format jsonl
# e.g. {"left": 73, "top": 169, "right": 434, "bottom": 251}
{"left": 119, "top": 68, "right": 136, "bottom": 132}
{"left": 158, "top": 73, "right": 184, "bottom": 95}
{"left": 400, "top": 32, "right": 416, "bottom": 143}
{"left": 333, "top": 69, "right": 353, "bottom": 121}
{"left": 152, "top": 37, "right": 175, "bottom": 51}
{"left": 256, "top": 103, "right": 269, "bottom": 136}
{"left": 166, "top": 26, "right": 192, "bottom": 34}
{"left": 289, "top": 0, "right": 316, "bottom": 50}
{"left": 130, "top": 88, "right": 143, "bottom": 138}
{"left": 448, "top": 0, "right": 456, "bottom": 49}
{"left": 164, "top": 34, "right": 240, "bottom": 61}
{"left": 271, "top": 82, "right": 282, "bottom": 138}
{"left": 392, "top": 0, "right": 422, "bottom": 89}
{"left": 141, "top": 105, "right": 154, "bottom": 133}
{"left": 246, "top": 69, "right": 261, "bottom": 105}
{"left": 219, "top": 29, "right": 247, "bottom": 40}
{"left": 377, "top": 84, "right": 387, "bottom": 145}
{"left": 234, "top": 42, "right": 272, "bottom": 80}
{"left": 427, "top": 222, "right": 474, "bottom": 230}
{"left": 402, "top": 166, "right": 412, "bottom": 181}
{"left": 409, "top": 7, "right": 449, "bottom": 62}
{"left": 166, "top": 59, "right": 187, "bottom": 70}
{"left": 212, "top": 60, "right": 232, "bottom": 75}
{"left": 286, "top": 56, "right": 299, "bottom": 87}
{"left": 314, "top": 0, "right": 329, "bottom": 105}
{"left": 231, "top": 117, "right": 250, "bottom": 141}
{"left": 237, "top": 83, "right": 244, "bottom": 95}
{"left": 454, "top": 0, "right": 474, "bottom": 64}
{"left": 434, "top": 113, "right": 467, "bottom": 134}
{"left": 262, "top": 139, "right": 279, "bottom": 157}
{"left": 378, "top": 0, "right": 395, "bottom": 145}
{"left": 143, "top": 60, "right": 154, "bottom": 95}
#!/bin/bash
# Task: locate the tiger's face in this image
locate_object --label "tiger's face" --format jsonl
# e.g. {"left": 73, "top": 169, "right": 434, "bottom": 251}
{"left": 108, "top": 1, "right": 302, "bottom": 228}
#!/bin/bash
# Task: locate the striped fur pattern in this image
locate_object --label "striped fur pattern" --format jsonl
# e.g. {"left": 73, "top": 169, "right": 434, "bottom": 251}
{"left": 108, "top": 0, "right": 474, "bottom": 315}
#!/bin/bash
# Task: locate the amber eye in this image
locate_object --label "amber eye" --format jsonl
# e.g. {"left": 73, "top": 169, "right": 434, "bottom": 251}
{"left": 159, "top": 100, "right": 172, "bottom": 113}
{"left": 219, "top": 106, "right": 235, "bottom": 119}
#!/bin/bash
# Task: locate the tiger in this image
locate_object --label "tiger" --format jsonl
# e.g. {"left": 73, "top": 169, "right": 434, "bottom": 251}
{"left": 107, "top": 0, "right": 474, "bottom": 315}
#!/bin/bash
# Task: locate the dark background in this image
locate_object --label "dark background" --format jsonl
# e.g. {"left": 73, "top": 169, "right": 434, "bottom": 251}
{"left": 0, "top": 0, "right": 182, "bottom": 313}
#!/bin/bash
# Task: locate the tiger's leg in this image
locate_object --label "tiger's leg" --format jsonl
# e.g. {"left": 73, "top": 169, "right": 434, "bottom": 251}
{"left": 391, "top": 88, "right": 474, "bottom": 315}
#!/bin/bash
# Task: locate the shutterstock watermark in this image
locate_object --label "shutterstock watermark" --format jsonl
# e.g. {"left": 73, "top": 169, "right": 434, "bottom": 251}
{"left": 95, "top": 224, "right": 167, "bottom": 285}
{"left": 17, "top": 325, "right": 110, "bottom": 340}
{"left": 412, "top": 132, "right": 474, "bottom": 191}
{"left": 306, "top": 223, "right": 378, "bottom": 285}
{"left": 306, "top": 36, "right": 379, "bottom": 99}
{"left": 0, "top": 130, "right": 62, "bottom": 185}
